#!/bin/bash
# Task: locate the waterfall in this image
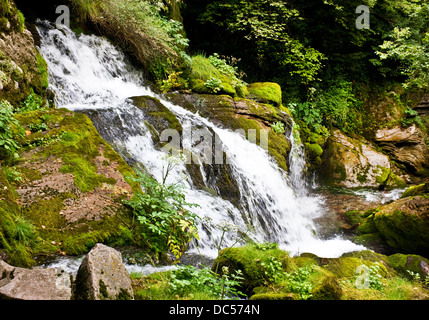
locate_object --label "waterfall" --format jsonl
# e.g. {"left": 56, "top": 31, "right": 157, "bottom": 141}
{"left": 37, "top": 22, "right": 365, "bottom": 258}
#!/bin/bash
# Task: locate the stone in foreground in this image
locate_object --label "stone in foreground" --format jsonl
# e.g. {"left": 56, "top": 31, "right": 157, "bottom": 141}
{"left": 74, "top": 243, "right": 134, "bottom": 300}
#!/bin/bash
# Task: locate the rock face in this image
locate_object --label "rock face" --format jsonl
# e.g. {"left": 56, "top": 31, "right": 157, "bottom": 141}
{"left": 0, "top": 0, "right": 48, "bottom": 105}
{"left": 355, "top": 196, "right": 429, "bottom": 257}
{"left": 74, "top": 243, "right": 134, "bottom": 300}
{"left": 375, "top": 125, "right": 429, "bottom": 175}
{"left": 164, "top": 92, "right": 292, "bottom": 171}
{"left": 319, "top": 129, "right": 405, "bottom": 188}
{"left": 0, "top": 260, "right": 73, "bottom": 300}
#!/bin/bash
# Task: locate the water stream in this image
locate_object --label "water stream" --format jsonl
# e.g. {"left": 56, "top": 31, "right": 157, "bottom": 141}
{"left": 37, "top": 21, "right": 367, "bottom": 267}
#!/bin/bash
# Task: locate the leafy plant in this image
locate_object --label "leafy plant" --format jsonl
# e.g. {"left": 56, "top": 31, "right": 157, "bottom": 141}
{"left": 285, "top": 266, "right": 315, "bottom": 300}
{"left": 270, "top": 121, "right": 285, "bottom": 134}
{"left": 204, "top": 77, "right": 222, "bottom": 93}
{"left": 260, "top": 256, "right": 287, "bottom": 284}
{"left": 169, "top": 265, "right": 245, "bottom": 300}
{"left": 124, "top": 155, "right": 200, "bottom": 263}
{"left": 17, "top": 89, "right": 45, "bottom": 113}
{"left": 0, "top": 100, "right": 21, "bottom": 162}
{"left": 28, "top": 122, "right": 49, "bottom": 133}
{"left": 3, "top": 166, "right": 23, "bottom": 184}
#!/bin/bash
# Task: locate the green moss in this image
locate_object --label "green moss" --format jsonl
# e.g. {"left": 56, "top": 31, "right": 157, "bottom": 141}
{"left": 305, "top": 143, "right": 323, "bottom": 159}
{"left": 250, "top": 291, "right": 294, "bottom": 300}
{"left": 323, "top": 257, "right": 388, "bottom": 279}
{"left": 401, "top": 183, "right": 429, "bottom": 198}
{"left": 33, "top": 50, "right": 49, "bottom": 93}
{"left": 247, "top": 82, "right": 282, "bottom": 107}
{"left": 212, "top": 244, "right": 294, "bottom": 293}
{"left": 388, "top": 253, "right": 429, "bottom": 278}
{"left": 59, "top": 156, "right": 116, "bottom": 193}
{"left": 0, "top": 166, "right": 37, "bottom": 267}
{"left": 373, "top": 206, "right": 429, "bottom": 254}
{"left": 10, "top": 108, "right": 139, "bottom": 257}
{"left": 131, "top": 96, "right": 183, "bottom": 134}
{"left": 356, "top": 215, "right": 378, "bottom": 235}
{"left": 99, "top": 279, "right": 109, "bottom": 299}
{"left": 375, "top": 166, "right": 391, "bottom": 185}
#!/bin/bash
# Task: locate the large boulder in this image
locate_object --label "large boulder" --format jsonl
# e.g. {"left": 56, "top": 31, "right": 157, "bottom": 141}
{"left": 0, "top": 260, "right": 73, "bottom": 300}
{"left": 375, "top": 124, "right": 429, "bottom": 176}
{"left": 356, "top": 197, "right": 429, "bottom": 256}
{"left": 74, "top": 243, "right": 134, "bottom": 300}
{"left": 319, "top": 129, "right": 406, "bottom": 188}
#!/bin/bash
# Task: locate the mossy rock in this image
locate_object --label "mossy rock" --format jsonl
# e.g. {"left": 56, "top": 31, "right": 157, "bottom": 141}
{"left": 9, "top": 108, "right": 138, "bottom": 258}
{"left": 372, "top": 197, "right": 429, "bottom": 255}
{"left": 401, "top": 183, "right": 429, "bottom": 199}
{"left": 304, "top": 143, "right": 323, "bottom": 159}
{"left": 323, "top": 257, "right": 388, "bottom": 279}
{"left": 249, "top": 292, "right": 294, "bottom": 300}
{"left": 388, "top": 253, "right": 429, "bottom": 278}
{"left": 356, "top": 215, "right": 378, "bottom": 235}
{"left": 250, "top": 265, "right": 342, "bottom": 300}
{"left": 212, "top": 244, "right": 294, "bottom": 294}
{"left": 188, "top": 55, "right": 238, "bottom": 97}
{"left": 131, "top": 95, "right": 182, "bottom": 135}
{"left": 247, "top": 82, "right": 282, "bottom": 107}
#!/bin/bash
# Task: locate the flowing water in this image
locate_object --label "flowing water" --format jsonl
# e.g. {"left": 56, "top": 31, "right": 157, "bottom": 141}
{"left": 37, "top": 21, "right": 366, "bottom": 262}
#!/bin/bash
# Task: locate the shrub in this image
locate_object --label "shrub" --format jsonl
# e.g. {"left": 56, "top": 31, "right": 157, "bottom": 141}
{"left": 169, "top": 265, "right": 245, "bottom": 300}
{"left": 0, "top": 100, "right": 21, "bottom": 162}
{"left": 124, "top": 157, "right": 199, "bottom": 263}
{"left": 69, "top": 0, "right": 190, "bottom": 81}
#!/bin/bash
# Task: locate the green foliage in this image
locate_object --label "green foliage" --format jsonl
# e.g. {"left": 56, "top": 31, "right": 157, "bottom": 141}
{"left": 188, "top": 53, "right": 247, "bottom": 96}
{"left": 124, "top": 158, "right": 199, "bottom": 262}
{"left": 376, "top": 4, "right": 429, "bottom": 89}
{"left": 270, "top": 121, "right": 285, "bottom": 134}
{"left": 195, "top": 0, "right": 325, "bottom": 85}
{"left": 204, "top": 77, "right": 222, "bottom": 93}
{"left": 288, "top": 79, "right": 361, "bottom": 134}
{"left": 3, "top": 166, "right": 23, "bottom": 184}
{"left": 17, "top": 89, "right": 46, "bottom": 113}
{"left": 169, "top": 265, "right": 245, "bottom": 299}
{"left": 285, "top": 266, "right": 315, "bottom": 300}
{"left": 260, "top": 256, "right": 286, "bottom": 284}
{"left": 0, "top": 100, "right": 21, "bottom": 162}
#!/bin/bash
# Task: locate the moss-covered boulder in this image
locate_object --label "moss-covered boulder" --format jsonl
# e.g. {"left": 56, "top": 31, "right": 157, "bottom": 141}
{"left": 400, "top": 182, "right": 429, "bottom": 198}
{"left": 247, "top": 82, "right": 282, "bottom": 107}
{"left": 388, "top": 253, "right": 429, "bottom": 278}
{"left": 250, "top": 263, "right": 342, "bottom": 300}
{"left": 187, "top": 55, "right": 243, "bottom": 98}
{"left": 6, "top": 108, "right": 138, "bottom": 260}
{"left": 354, "top": 195, "right": 429, "bottom": 256}
{"left": 318, "top": 128, "right": 406, "bottom": 189}
{"left": 212, "top": 244, "right": 294, "bottom": 294}
{"left": 373, "top": 197, "right": 429, "bottom": 255}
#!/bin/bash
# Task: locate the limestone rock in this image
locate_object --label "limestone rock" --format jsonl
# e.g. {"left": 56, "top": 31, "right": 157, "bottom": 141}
{"left": 319, "top": 129, "right": 403, "bottom": 188}
{"left": 74, "top": 243, "right": 134, "bottom": 300}
{"left": 375, "top": 125, "right": 429, "bottom": 175}
{"left": 0, "top": 260, "right": 72, "bottom": 300}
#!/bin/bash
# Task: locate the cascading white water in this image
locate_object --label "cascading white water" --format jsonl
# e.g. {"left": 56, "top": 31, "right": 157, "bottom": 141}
{"left": 37, "top": 22, "right": 365, "bottom": 259}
